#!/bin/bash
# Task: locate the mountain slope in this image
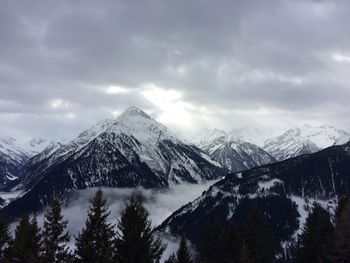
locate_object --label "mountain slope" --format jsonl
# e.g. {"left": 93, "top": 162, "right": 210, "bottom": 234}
{"left": 157, "top": 142, "right": 350, "bottom": 259}
{"left": 1, "top": 107, "right": 227, "bottom": 220}
{"left": 264, "top": 125, "right": 350, "bottom": 160}
{"left": 190, "top": 128, "right": 227, "bottom": 149}
{"left": 0, "top": 137, "right": 30, "bottom": 190}
{"left": 18, "top": 138, "right": 57, "bottom": 157}
{"left": 228, "top": 127, "right": 280, "bottom": 147}
{"left": 191, "top": 129, "right": 276, "bottom": 172}
{"left": 0, "top": 136, "right": 59, "bottom": 190}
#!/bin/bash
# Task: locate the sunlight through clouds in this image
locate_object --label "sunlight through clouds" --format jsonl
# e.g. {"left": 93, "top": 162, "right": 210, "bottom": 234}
{"left": 332, "top": 53, "right": 350, "bottom": 63}
{"left": 141, "top": 84, "right": 192, "bottom": 126}
{"left": 50, "top": 98, "right": 70, "bottom": 109}
{"left": 105, "top": 85, "right": 130, "bottom": 94}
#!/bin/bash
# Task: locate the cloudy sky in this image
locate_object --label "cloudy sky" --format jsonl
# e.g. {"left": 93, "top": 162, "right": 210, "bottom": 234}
{"left": 1, "top": 0, "right": 350, "bottom": 140}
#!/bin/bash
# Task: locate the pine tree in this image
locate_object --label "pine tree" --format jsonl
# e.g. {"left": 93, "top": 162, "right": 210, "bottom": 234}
{"left": 245, "top": 205, "right": 274, "bottom": 263}
{"left": 164, "top": 253, "right": 177, "bottom": 263}
{"left": 335, "top": 195, "right": 349, "bottom": 220}
{"left": 0, "top": 216, "right": 11, "bottom": 261}
{"left": 222, "top": 221, "right": 241, "bottom": 263}
{"left": 198, "top": 222, "right": 223, "bottom": 263}
{"left": 293, "top": 203, "right": 334, "bottom": 263}
{"left": 199, "top": 221, "right": 241, "bottom": 263}
{"left": 75, "top": 189, "right": 115, "bottom": 263}
{"left": 115, "top": 196, "right": 166, "bottom": 263}
{"left": 41, "top": 198, "right": 72, "bottom": 263}
{"left": 11, "top": 215, "right": 42, "bottom": 263}
{"left": 176, "top": 235, "right": 193, "bottom": 263}
{"left": 238, "top": 240, "right": 254, "bottom": 263}
{"left": 327, "top": 196, "right": 350, "bottom": 262}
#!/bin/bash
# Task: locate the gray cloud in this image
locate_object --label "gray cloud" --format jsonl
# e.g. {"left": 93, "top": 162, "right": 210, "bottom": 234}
{"left": 1, "top": 0, "right": 350, "bottom": 139}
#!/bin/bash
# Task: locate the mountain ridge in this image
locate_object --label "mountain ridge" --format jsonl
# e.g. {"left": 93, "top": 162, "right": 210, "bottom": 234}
{"left": 0, "top": 107, "right": 227, "bottom": 221}
{"left": 157, "top": 141, "right": 350, "bottom": 259}
{"left": 263, "top": 125, "right": 350, "bottom": 160}
{"left": 190, "top": 128, "right": 276, "bottom": 172}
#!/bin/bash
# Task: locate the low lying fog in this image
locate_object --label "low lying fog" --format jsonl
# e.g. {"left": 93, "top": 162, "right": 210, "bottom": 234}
{"left": 34, "top": 180, "right": 216, "bottom": 261}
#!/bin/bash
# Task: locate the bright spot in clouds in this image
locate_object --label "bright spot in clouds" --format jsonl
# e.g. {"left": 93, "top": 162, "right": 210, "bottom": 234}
{"left": 105, "top": 85, "right": 130, "bottom": 94}
{"left": 50, "top": 98, "right": 70, "bottom": 109}
{"left": 141, "top": 84, "right": 192, "bottom": 126}
{"left": 65, "top": 113, "right": 76, "bottom": 120}
{"left": 332, "top": 53, "right": 350, "bottom": 63}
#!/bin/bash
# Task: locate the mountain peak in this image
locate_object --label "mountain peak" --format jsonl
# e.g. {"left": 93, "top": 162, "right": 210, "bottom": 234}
{"left": 0, "top": 137, "right": 17, "bottom": 146}
{"left": 119, "top": 106, "right": 150, "bottom": 120}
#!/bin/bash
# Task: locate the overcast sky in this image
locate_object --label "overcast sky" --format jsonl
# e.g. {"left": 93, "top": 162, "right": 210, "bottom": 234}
{"left": 1, "top": 0, "right": 350, "bottom": 140}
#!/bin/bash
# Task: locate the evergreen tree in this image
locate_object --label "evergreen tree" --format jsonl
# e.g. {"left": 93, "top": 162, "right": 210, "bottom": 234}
{"left": 176, "top": 235, "right": 193, "bottom": 263}
{"left": 327, "top": 196, "right": 350, "bottom": 262}
{"left": 335, "top": 195, "right": 349, "bottom": 220}
{"left": 245, "top": 205, "right": 274, "bottom": 263}
{"left": 238, "top": 240, "right": 254, "bottom": 263}
{"left": 115, "top": 196, "right": 166, "bottom": 263}
{"left": 222, "top": 221, "right": 241, "bottom": 263}
{"left": 0, "top": 216, "right": 11, "bottom": 261}
{"left": 293, "top": 203, "right": 334, "bottom": 263}
{"left": 164, "top": 253, "right": 177, "bottom": 263}
{"left": 198, "top": 222, "right": 223, "bottom": 263}
{"left": 75, "top": 189, "right": 115, "bottom": 263}
{"left": 41, "top": 198, "right": 72, "bottom": 263}
{"left": 199, "top": 221, "right": 241, "bottom": 263}
{"left": 11, "top": 215, "right": 42, "bottom": 263}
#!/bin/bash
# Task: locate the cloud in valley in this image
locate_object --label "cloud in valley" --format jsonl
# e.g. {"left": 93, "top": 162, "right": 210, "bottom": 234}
{"left": 25, "top": 182, "right": 216, "bottom": 261}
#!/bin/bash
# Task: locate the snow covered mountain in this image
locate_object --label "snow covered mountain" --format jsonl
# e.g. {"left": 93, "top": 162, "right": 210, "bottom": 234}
{"left": 0, "top": 136, "right": 59, "bottom": 190}
{"left": 228, "top": 127, "right": 281, "bottom": 147}
{"left": 264, "top": 125, "right": 350, "bottom": 160}
{"left": 18, "top": 138, "right": 57, "bottom": 156}
{"left": 0, "top": 137, "right": 30, "bottom": 190}
{"left": 157, "top": 141, "right": 350, "bottom": 260}
{"left": 1, "top": 107, "right": 227, "bottom": 220}
{"left": 190, "top": 128, "right": 276, "bottom": 172}
{"left": 190, "top": 128, "right": 227, "bottom": 149}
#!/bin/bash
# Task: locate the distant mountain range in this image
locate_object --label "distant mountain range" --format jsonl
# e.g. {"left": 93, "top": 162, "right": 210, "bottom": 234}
{"left": 190, "top": 128, "right": 276, "bottom": 172}
{"left": 263, "top": 125, "right": 350, "bottom": 160}
{"left": 0, "top": 137, "right": 55, "bottom": 190}
{"left": 157, "top": 141, "right": 350, "bottom": 259}
{"left": 0, "top": 107, "right": 349, "bottom": 226}
{"left": 190, "top": 125, "right": 350, "bottom": 164}
{"left": 0, "top": 107, "right": 226, "bottom": 220}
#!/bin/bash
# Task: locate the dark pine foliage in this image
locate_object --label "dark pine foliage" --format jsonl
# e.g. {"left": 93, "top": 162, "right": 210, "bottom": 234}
{"left": 164, "top": 253, "right": 177, "bottom": 263}
{"left": 327, "top": 196, "right": 350, "bottom": 262}
{"left": 293, "top": 203, "right": 334, "bottom": 263}
{"left": 75, "top": 189, "right": 115, "bottom": 263}
{"left": 0, "top": 216, "right": 11, "bottom": 261}
{"left": 10, "top": 215, "right": 42, "bottom": 263}
{"left": 41, "top": 198, "right": 72, "bottom": 263}
{"left": 164, "top": 235, "right": 193, "bottom": 263}
{"left": 198, "top": 220, "right": 241, "bottom": 263}
{"left": 198, "top": 222, "right": 223, "bottom": 263}
{"left": 115, "top": 196, "right": 166, "bottom": 263}
{"left": 237, "top": 240, "right": 254, "bottom": 263}
{"left": 176, "top": 235, "right": 193, "bottom": 263}
{"left": 244, "top": 205, "right": 274, "bottom": 263}
{"left": 222, "top": 221, "right": 241, "bottom": 262}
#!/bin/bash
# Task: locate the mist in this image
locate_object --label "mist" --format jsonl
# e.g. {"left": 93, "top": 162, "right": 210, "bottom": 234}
{"left": 33, "top": 181, "right": 216, "bottom": 261}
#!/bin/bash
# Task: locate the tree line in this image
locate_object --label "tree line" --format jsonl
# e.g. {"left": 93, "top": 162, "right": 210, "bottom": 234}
{"left": 193, "top": 196, "right": 350, "bottom": 263}
{"left": 0, "top": 189, "right": 166, "bottom": 263}
{"left": 0, "top": 191, "right": 350, "bottom": 263}
{"left": 293, "top": 196, "right": 350, "bottom": 263}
